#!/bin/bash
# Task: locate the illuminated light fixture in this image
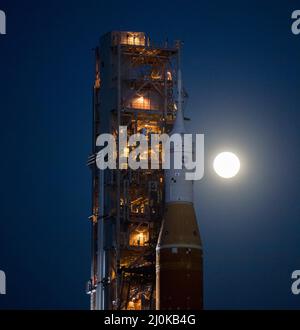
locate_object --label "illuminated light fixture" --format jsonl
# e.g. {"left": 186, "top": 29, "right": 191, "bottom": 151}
{"left": 151, "top": 70, "right": 162, "bottom": 80}
{"left": 123, "top": 147, "right": 129, "bottom": 157}
{"left": 132, "top": 96, "right": 151, "bottom": 110}
{"left": 127, "top": 301, "right": 135, "bottom": 310}
{"left": 129, "top": 229, "right": 149, "bottom": 247}
{"left": 122, "top": 32, "right": 146, "bottom": 46}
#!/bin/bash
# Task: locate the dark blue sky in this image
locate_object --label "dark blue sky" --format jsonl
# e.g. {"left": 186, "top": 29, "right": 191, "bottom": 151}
{"left": 0, "top": 0, "right": 299, "bottom": 309}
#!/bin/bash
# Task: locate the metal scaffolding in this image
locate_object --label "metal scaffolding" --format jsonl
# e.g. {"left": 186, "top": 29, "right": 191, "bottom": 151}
{"left": 87, "top": 31, "right": 179, "bottom": 310}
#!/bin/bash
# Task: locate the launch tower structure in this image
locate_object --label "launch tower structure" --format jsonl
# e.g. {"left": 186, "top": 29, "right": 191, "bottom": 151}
{"left": 87, "top": 31, "right": 181, "bottom": 310}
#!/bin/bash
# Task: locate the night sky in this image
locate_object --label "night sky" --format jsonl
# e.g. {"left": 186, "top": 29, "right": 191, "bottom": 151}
{"left": 0, "top": 0, "right": 299, "bottom": 309}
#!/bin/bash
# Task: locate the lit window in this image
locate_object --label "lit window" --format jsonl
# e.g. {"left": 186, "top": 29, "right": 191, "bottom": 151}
{"left": 129, "top": 229, "right": 149, "bottom": 247}
{"left": 131, "top": 96, "right": 151, "bottom": 110}
{"left": 121, "top": 32, "right": 145, "bottom": 46}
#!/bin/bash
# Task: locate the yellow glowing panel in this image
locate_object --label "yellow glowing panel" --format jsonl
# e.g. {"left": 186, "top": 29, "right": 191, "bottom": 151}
{"left": 127, "top": 301, "right": 135, "bottom": 310}
{"left": 151, "top": 70, "right": 161, "bottom": 80}
{"left": 127, "top": 300, "right": 142, "bottom": 310}
{"left": 131, "top": 96, "right": 151, "bottom": 110}
{"left": 121, "top": 33, "right": 145, "bottom": 46}
{"left": 129, "top": 230, "right": 149, "bottom": 247}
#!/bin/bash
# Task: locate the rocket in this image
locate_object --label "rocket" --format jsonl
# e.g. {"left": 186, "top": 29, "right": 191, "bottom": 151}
{"left": 156, "top": 68, "right": 203, "bottom": 310}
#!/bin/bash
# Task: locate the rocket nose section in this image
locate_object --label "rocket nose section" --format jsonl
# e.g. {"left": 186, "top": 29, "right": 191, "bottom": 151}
{"left": 171, "top": 106, "right": 186, "bottom": 135}
{"left": 157, "top": 203, "right": 202, "bottom": 248}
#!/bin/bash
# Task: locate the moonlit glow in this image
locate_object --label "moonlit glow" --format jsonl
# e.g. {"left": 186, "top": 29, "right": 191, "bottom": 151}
{"left": 213, "top": 152, "right": 240, "bottom": 179}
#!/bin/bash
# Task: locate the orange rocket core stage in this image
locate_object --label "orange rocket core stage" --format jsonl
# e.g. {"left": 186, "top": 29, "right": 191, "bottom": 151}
{"left": 156, "top": 203, "right": 203, "bottom": 310}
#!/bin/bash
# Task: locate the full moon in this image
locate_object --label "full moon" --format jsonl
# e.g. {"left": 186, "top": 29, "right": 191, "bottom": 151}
{"left": 213, "top": 152, "right": 240, "bottom": 179}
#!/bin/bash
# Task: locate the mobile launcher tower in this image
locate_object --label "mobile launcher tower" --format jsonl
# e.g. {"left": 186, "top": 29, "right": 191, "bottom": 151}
{"left": 87, "top": 31, "right": 203, "bottom": 310}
